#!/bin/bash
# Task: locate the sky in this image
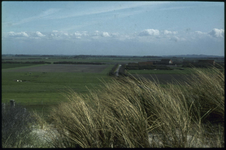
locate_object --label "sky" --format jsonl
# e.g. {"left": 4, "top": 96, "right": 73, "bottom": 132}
{"left": 2, "top": 1, "right": 225, "bottom": 56}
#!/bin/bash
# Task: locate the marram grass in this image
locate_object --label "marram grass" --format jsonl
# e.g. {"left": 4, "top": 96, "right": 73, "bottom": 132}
{"left": 3, "top": 67, "right": 224, "bottom": 148}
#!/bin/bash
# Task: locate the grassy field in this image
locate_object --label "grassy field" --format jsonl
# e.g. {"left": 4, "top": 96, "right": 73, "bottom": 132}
{"left": 2, "top": 64, "right": 113, "bottom": 117}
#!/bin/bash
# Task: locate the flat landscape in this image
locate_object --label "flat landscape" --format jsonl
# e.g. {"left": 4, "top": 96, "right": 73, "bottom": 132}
{"left": 2, "top": 62, "right": 113, "bottom": 117}
{"left": 2, "top": 64, "right": 109, "bottom": 73}
{"left": 2, "top": 55, "right": 224, "bottom": 118}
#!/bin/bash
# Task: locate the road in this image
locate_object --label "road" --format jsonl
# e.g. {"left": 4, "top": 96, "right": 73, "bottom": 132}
{"left": 115, "top": 64, "right": 122, "bottom": 77}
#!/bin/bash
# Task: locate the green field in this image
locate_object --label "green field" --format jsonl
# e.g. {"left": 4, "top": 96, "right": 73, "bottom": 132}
{"left": 2, "top": 64, "right": 113, "bottom": 118}
{"left": 2, "top": 55, "right": 223, "bottom": 119}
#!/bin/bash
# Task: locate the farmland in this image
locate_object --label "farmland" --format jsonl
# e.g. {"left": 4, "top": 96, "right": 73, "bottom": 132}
{"left": 2, "top": 64, "right": 109, "bottom": 73}
{"left": 2, "top": 63, "right": 113, "bottom": 117}
{"left": 2, "top": 54, "right": 224, "bottom": 117}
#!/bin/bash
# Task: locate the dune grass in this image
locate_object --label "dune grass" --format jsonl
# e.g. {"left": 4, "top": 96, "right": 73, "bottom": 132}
{"left": 2, "top": 66, "right": 224, "bottom": 148}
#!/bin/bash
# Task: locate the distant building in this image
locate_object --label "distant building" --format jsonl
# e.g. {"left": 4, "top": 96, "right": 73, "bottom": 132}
{"left": 160, "top": 59, "right": 173, "bottom": 64}
{"left": 198, "top": 60, "right": 215, "bottom": 65}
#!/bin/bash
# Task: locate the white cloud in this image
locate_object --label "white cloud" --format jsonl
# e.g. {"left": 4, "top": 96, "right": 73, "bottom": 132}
{"left": 46, "top": 31, "right": 70, "bottom": 40}
{"left": 170, "top": 36, "right": 180, "bottom": 42}
{"left": 50, "top": 33, "right": 55, "bottom": 37}
{"left": 4, "top": 29, "right": 222, "bottom": 44}
{"left": 63, "top": 33, "right": 69, "bottom": 36}
{"left": 36, "top": 31, "right": 45, "bottom": 37}
{"left": 209, "top": 28, "right": 224, "bottom": 38}
{"left": 2, "top": 28, "right": 224, "bottom": 56}
{"left": 163, "top": 30, "right": 177, "bottom": 35}
{"left": 102, "top": 32, "right": 110, "bottom": 37}
{"left": 8, "top": 31, "right": 29, "bottom": 37}
{"left": 72, "top": 31, "right": 89, "bottom": 39}
{"left": 195, "top": 31, "right": 206, "bottom": 35}
{"left": 21, "top": 32, "right": 29, "bottom": 37}
{"left": 94, "top": 30, "right": 99, "bottom": 34}
{"left": 80, "top": 31, "right": 88, "bottom": 36}
{"left": 139, "top": 29, "right": 160, "bottom": 36}
{"left": 74, "top": 32, "right": 82, "bottom": 37}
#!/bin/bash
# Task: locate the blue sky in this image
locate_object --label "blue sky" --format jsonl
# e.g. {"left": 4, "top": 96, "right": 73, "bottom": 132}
{"left": 2, "top": 1, "right": 224, "bottom": 56}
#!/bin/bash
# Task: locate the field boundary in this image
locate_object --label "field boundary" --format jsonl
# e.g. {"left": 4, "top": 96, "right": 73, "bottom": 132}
{"left": 2, "top": 64, "right": 49, "bottom": 70}
{"left": 2, "top": 64, "right": 109, "bottom": 73}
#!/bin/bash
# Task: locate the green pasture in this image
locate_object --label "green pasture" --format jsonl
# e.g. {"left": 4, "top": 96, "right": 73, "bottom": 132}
{"left": 2, "top": 64, "right": 113, "bottom": 119}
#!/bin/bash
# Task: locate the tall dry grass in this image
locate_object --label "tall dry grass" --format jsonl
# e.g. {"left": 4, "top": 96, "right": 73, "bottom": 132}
{"left": 34, "top": 66, "right": 224, "bottom": 148}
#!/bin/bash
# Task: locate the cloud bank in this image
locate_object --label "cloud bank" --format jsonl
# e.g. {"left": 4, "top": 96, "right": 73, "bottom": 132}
{"left": 138, "top": 29, "right": 160, "bottom": 36}
{"left": 2, "top": 28, "right": 224, "bottom": 56}
{"left": 3, "top": 28, "right": 224, "bottom": 42}
{"left": 209, "top": 28, "right": 224, "bottom": 38}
